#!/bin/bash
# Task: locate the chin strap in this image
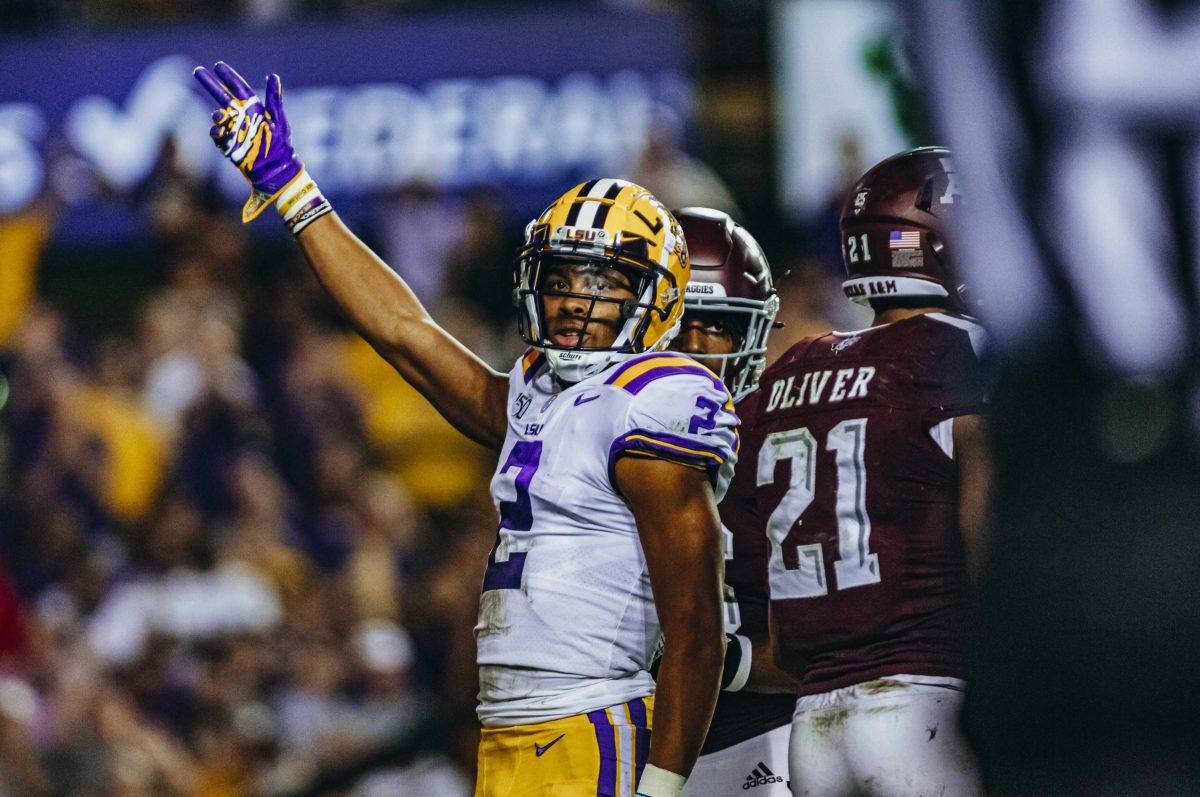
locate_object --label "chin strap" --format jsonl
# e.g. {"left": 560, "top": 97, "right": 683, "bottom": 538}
{"left": 543, "top": 348, "right": 622, "bottom": 383}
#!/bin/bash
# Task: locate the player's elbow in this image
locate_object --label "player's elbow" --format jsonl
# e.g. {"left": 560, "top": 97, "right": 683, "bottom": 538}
{"left": 662, "top": 626, "right": 726, "bottom": 673}
{"left": 651, "top": 542, "right": 726, "bottom": 642}
{"left": 659, "top": 599, "right": 726, "bottom": 660}
{"left": 378, "top": 307, "right": 433, "bottom": 352}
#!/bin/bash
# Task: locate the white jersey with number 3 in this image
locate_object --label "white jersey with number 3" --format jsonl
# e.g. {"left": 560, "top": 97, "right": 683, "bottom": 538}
{"left": 475, "top": 350, "right": 739, "bottom": 727}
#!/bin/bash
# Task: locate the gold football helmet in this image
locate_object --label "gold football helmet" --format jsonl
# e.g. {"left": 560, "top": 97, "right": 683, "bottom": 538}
{"left": 514, "top": 178, "right": 690, "bottom": 381}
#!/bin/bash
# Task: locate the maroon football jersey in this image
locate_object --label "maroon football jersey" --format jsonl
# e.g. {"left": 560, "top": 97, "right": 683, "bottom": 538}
{"left": 750, "top": 313, "right": 987, "bottom": 696}
{"left": 703, "top": 389, "right": 797, "bottom": 754}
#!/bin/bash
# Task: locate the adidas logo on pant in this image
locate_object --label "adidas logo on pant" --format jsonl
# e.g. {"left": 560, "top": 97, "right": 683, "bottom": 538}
{"left": 743, "top": 762, "right": 784, "bottom": 789}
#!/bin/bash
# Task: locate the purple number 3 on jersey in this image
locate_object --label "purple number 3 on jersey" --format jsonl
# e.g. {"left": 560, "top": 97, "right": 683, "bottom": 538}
{"left": 689, "top": 395, "right": 721, "bottom": 434}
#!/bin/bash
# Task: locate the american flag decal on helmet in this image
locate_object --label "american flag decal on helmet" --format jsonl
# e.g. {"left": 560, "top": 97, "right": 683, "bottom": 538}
{"left": 889, "top": 230, "right": 921, "bottom": 249}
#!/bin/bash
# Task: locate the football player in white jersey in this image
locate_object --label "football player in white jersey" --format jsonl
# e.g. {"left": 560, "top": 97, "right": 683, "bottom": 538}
{"left": 195, "top": 62, "right": 739, "bottom": 797}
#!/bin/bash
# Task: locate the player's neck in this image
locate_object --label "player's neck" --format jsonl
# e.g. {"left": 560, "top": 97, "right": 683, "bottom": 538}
{"left": 871, "top": 306, "right": 944, "bottom": 326}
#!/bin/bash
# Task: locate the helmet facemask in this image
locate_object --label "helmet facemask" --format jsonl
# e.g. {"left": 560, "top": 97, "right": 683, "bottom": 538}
{"left": 676, "top": 294, "right": 779, "bottom": 403}
{"left": 514, "top": 223, "right": 683, "bottom": 382}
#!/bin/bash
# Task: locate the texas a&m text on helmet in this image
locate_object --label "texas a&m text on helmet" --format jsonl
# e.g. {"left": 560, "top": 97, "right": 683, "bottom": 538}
{"left": 839, "top": 147, "right": 966, "bottom": 311}
{"left": 674, "top": 207, "right": 779, "bottom": 402}
{"left": 514, "top": 178, "right": 689, "bottom": 382}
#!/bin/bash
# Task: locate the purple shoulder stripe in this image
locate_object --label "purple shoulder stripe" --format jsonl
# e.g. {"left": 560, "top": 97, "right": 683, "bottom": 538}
{"left": 604, "top": 353, "right": 726, "bottom": 395}
{"left": 617, "top": 429, "right": 729, "bottom": 462}
{"left": 623, "top": 364, "right": 725, "bottom": 395}
{"left": 602, "top": 352, "right": 677, "bottom": 384}
{"left": 607, "top": 428, "right": 728, "bottom": 491}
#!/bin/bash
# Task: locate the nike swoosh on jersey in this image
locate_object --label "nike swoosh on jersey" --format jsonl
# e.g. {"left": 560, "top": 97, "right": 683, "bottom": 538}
{"left": 534, "top": 733, "right": 566, "bottom": 757}
{"left": 573, "top": 393, "right": 600, "bottom": 406}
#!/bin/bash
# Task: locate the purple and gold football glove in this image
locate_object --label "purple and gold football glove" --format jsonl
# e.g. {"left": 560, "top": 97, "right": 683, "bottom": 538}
{"left": 193, "top": 61, "right": 330, "bottom": 233}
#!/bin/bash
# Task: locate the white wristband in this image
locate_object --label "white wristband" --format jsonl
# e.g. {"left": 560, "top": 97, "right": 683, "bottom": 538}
{"left": 724, "top": 633, "right": 753, "bottom": 693}
{"left": 274, "top": 168, "right": 332, "bottom": 235}
{"left": 636, "top": 763, "right": 686, "bottom": 797}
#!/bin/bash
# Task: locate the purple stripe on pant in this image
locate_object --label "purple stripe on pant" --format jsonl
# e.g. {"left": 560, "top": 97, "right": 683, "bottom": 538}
{"left": 587, "top": 709, "right": 618, "bottom": 797}
{"left": 629, "top": 698, "right": 651, "bottom": 785}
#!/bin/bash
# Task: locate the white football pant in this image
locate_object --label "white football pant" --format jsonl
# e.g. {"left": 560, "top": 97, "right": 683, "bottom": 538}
{"left": 788, "top": 675, "right": 982, "bottom": 797}
{"left": 683, "top": 724, "right": 791, "bottom": 796}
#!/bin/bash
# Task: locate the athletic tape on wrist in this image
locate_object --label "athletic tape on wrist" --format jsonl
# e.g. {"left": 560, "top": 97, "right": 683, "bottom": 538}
{"left": 275, "top": 168, "right": 332, "bottom": 235}
{"left": 635, "top": 763, "right": 686, "bottom": 797}
{"left": 723, "top": 633, "right": 753, "bottom": 693}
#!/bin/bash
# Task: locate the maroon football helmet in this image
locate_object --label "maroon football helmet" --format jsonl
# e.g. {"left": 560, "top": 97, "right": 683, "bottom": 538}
{"left": 673, "top": 207, "right": 779, "bottom": 401}
{"left": 839, "top": 147, "right": 966, "bottom": 310}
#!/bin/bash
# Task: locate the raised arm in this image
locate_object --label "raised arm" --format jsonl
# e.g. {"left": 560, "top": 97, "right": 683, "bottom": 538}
{"left": 616, "top": 455, "right": 726, "bottom": 795}
{"left": 193, "top": 61, "right": 508, "bottom": 449}
{"left": 294, "top": 214, "right": 508, "bottom": 448}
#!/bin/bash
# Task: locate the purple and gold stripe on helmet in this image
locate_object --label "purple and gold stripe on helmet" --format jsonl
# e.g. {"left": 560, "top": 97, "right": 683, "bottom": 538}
{"left": 587, "top": 708, "right": 618, "bottom": 797}
{"left": 604, "top": 353, "right": 726, "bottom": 396}
{"left": 521, "top": 348, "right": 544, "bottom": 384}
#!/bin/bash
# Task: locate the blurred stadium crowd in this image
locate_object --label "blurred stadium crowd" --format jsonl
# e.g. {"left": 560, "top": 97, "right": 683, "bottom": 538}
{"left": 0, "top": 173, "right": 502, "bottom": 794}
{"left": 0, "top": 67, "right": 868, "bottom": 797}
